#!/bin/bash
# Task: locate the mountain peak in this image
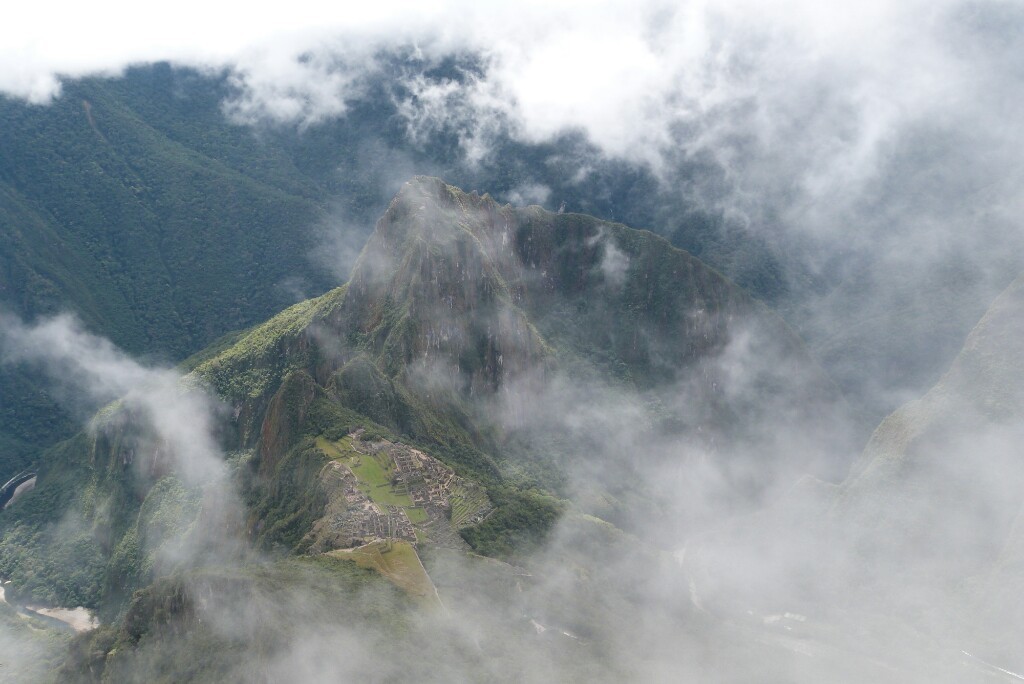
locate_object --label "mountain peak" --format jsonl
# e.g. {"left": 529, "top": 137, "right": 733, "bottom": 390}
{"left": 318, "top": 179, "right": 839, "bottom": 444}
{"left": 389, "top": 175, "right": 498, "bottom": 219}
{"left": 338, "top": 177, "right": 542, "bottom": 393}
{"left": 394, "top": 175, "right": 453, "bottom": 204}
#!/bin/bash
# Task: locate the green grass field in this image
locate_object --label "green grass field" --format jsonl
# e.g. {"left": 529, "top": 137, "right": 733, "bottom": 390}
{"left": 315, "top": 435, "right": 355, "bottom": 460}
{"left": 406, "top": 507, "right": 429, "bottom": 524}
{"left": 329, "top": 541, "right": 440, "bottom": 607}
{"left": 316, "top": 436, "right": 423, "bottom": 519}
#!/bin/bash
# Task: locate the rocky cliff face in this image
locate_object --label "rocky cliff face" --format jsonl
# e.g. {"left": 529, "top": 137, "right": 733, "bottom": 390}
{"left": 330, "top": 176, "right": 785, "bottom": 393}
{"left": 332, "top": 177, "right": 549, "bottom": 397}
{"left": 305, "top": 177, "right": 840, "bottom": 449}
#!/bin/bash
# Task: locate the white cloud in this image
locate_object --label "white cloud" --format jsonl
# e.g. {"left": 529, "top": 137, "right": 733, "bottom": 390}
{"left": 504, "top": 182, "right": 551, "bottom": 207}
{"left": 0, "top": 312, "right": 226, "bottom": 486}
{"left": 4, "top": 0, "right": 1023, "bottom": 417}
{"left": 8, "top": 0, "right": 1014, "bottom": 231}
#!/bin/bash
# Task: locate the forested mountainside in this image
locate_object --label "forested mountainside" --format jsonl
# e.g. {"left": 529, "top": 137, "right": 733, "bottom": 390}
{"left": 0, "top": 62, "right": 807, "bottom": 480}
{"left": 0, "top": 69, "right": 328, "bottom": 474}
{"left": 0, "top": 178, "right": 842, "bottom": 682}
{"left": 3, "top": 63, "right": 1006, "bottom": 480}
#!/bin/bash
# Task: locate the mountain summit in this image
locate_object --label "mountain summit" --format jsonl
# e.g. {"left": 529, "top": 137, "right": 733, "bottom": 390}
{"left": 331, "top": 175, "right": 766, "bottom": 391}
{"left": 0, "top": 177, "right": 847, "bottom": 681}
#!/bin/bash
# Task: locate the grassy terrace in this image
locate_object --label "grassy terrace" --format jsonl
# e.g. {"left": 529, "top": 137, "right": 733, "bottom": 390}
{"left": 406, "top": 507, "right": 429, "bottom": 524}
{"left": 329, "top": 541, "right": 440, "bottom": 608}
{"left": 449, "top": 484, "right": 491, "bottom": 528}
{"left": 316, "top": 436, "right": 419, "bottom": 514}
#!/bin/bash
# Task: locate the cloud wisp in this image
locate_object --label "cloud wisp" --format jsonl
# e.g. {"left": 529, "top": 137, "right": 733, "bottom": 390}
{"left": 0, "top": 312, "right": 226, "bottom": 486}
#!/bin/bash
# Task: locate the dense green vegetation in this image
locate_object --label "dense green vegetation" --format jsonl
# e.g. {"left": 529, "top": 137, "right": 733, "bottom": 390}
{"left": 0, "top": 77, "right": 330, "bottom": 351}
{"left": 1, "top": 176, "right": 812, "bottom": 608}
{"left": 0, "top": 73, "right": 328, "bottom": 469}
{"left": 0, "top": 435, "right": 107, "bottom": 608}
{"left": 189, "top": 287, "right": 347, "bottom": 403}
{"left": 247, "top": 438, "right": 331, "bottom": 553}
{"left": 460, "top": 488, "right": 564, "bottom": 560}
{"left": 0, "top": 53, "right": 1019, "bottom": 683}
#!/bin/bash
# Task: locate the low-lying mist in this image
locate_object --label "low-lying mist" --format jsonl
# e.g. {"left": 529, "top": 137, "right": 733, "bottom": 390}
{"left": 0, "top": 0, "right": 1021, "bottom": 679}
{"left": 3, "top": 260, "right": 1020, "bottom": 682}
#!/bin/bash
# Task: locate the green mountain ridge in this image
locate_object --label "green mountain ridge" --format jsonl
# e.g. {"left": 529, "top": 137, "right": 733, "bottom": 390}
{"left": 1, "top": 62, "right": 1014, "bottom": 684}
{"left": 0, "top": 62, "right": 816, "bottom": 483}
{"left": 0, "top": 177, "right": 841, "bottom": 681}
{"left": 0, "top": 74, "right": 337, "bottom": 475}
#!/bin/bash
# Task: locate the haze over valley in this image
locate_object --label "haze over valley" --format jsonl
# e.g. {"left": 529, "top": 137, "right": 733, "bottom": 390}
{"left": 0, "top": 2, "right": 1022, "bottom": 681}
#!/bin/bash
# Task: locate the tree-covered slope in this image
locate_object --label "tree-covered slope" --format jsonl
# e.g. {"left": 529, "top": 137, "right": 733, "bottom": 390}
{"left": 0, "top": 78, "right": 331, "bottom": 353}
{"left": 0, "top": 61, "right": 820, "bottom": 481}
{"left": 0, "top": 71, "right": 336, "bottom": 468}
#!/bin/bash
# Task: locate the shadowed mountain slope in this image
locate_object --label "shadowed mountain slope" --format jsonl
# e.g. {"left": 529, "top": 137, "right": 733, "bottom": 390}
{"left": 685, "top": 273, "right": 1024, "bottom": 677}
{"left": 0, "top": 73, "right": 333, "bottom": 473}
